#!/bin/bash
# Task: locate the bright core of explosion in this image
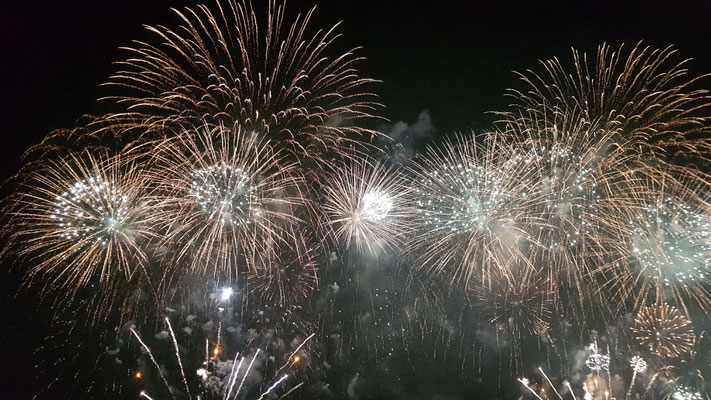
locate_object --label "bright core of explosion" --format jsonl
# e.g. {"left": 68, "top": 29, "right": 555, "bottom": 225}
{"left": 359, "top": 189, "right": 393, "bottom": 222}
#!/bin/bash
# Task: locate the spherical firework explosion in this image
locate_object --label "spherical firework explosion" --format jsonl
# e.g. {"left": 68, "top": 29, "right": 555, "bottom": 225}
{"left": 634, "top": 303, "right": 695, "bottom": 358}
{"left": 4, "top": 152, "right": 156, "bottom": 317}
{"left": 409, "top": 135, "right": 539, "bottom": 286}
{"left": 100, "top": 0, "right": 383, "bottom": 162}
{"left": 497, "top": 116, "right": 631, "bottom": 259}
{"left": 322, "top": 157, "right": 413, "bottom": 254}
{"left": 146, "top": 124, "right": 303, "bottom": 280}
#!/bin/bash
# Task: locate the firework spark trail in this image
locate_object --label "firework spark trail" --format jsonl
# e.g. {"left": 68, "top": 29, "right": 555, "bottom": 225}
{"left": 248, "top": 228, "right": 319, "bottom": 308}
{"left": 139, "top": 391, "right": 155, "bottom": 400}
{"left": 279, "top": 333, "right": 315, "bottom": 372}
{"left": 165, "top": 317, "right": 191, "bottom": 399}
{"left": 233, "top": 349, "right": 261, "bottom": 399}
{"left": 205, "top": 338, "right": 210, "bottom": 366}
{"left": 278, "top": 382, "right": 304, "bottom": 399}
{"left": 257, "top": 374, "right": 289, "bottom": 400}
{"left": 223, "top": 353, "right": 243, "bottom": 400}
{"left": 538, "top": 367, "right": 562, "bottom": 399}
{"left": 477, "top": 266, "right": 554, "bottom": 341}
{"left": 566, "top": 382, "right": 577, "bottom": 400}
{"left": 130, "top": 328, "right": 173, "bottom": 398}
{"left": 519, "top": 378, "right": 544, "bottom": 400}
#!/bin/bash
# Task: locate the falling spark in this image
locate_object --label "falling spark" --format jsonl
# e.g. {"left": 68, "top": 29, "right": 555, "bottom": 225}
{"left": 130, "top": 328, "right": 172, "bottom": 395}
{"left": 519, "top": 377, "right": 544, "bottom": 400}
{"left": 165, "top": 317, "right": 192, "bottom": 398}
{"left": 257, "top": 374, "right": 289, "bottom": 400}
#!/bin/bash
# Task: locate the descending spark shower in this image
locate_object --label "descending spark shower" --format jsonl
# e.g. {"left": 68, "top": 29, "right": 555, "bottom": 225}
{"left": 2, "top": 0, "right": 711, "bottom": 398}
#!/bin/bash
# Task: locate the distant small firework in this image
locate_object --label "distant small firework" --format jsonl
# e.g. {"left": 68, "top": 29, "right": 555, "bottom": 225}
{"left": 4, "top": 151, "right": 156, "bottom": 317}
{"left": 477, "top": 266, "right": 554, "bottom": 339}
{"left": 504, "top": 43, "right": 711, "bottom": 160}
{"left": 409, "top": 134, "right": 539, "bottom": 286}
{"left": 322, "top": 157, "right": 413, "bottom": 254}
{"left": 533, "top": 320, "right": 550, "bottom": 336}
{"left": 147, "top": 124, "right": 303, "bottom": 280}
{"left": 585, "top": 343, "right": 611, "bottom": 373}
{"left": 634, "top": 303, "right": 695, "bottom": 358}
{"left": 100, "top": 0, "right": 383, "bottom": 162}
{"left": 626, "top": 355, "right": 648, "bottom": 400}
{"left": 248, "top": 228, "right": 319, "bottom": 308}
{"left": 630, "top": 355, "right": 647, "bottom": 374}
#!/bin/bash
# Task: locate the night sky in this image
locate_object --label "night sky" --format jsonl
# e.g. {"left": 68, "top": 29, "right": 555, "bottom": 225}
{"left": 2, "top": 0, "right": 711, "bottom": 399}
{"left": 3, "top": 0, "right": 711, "bottom": 178}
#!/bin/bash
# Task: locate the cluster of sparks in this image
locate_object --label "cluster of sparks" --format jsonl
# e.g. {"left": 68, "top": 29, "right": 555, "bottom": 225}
{"left": 52, "top": 177, "right": 128, "bottom": 245}
{"left": 188, "top": 164, "right": 257, "bottom": 228}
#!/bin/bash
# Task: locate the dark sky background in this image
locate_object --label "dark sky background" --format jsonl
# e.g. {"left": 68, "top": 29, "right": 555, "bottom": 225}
{"left": 1, "top": 0, "right": 711, "bottom": 399}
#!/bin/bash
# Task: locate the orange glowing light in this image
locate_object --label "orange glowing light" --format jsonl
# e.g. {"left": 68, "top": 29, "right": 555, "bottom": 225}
{"left": 135, "top": 371, "right": 142, "bottom": 379}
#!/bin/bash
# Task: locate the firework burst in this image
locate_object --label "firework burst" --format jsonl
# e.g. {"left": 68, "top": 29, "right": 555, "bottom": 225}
{"left": 322, "top": 157, "right": 414, "bottom": 254}
{"left": 503, "top": 43, "right": 711, "bottom": 161}
{"left": 100, "top": 0, "right": 383, "bottom": 162}
{"left": 598, "top": 173, "right": 711, "bottom": 314}
{"left": 408, "top": 134, "right": 541, "bottom": 287}
{"left": 145, "top": 124, "right": 304, "bottom": 282}
{"left": 493, "top": 116, "right": 639, "bottom": 311}
{"left": 4, "top": 151, "right": 157, "bottom": 318}
{"left": 634, "top": 303, "right": 695, "bottom": 358}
